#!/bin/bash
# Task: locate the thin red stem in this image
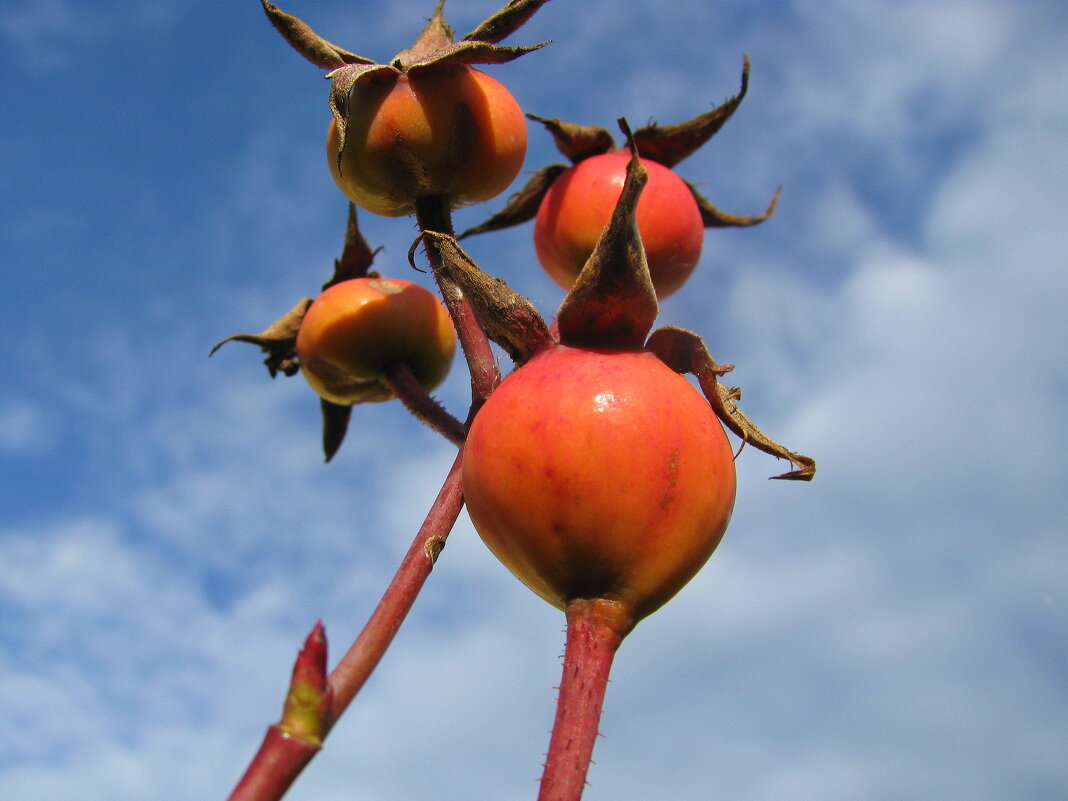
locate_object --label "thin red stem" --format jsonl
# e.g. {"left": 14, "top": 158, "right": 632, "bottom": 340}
{"left": 225, "top": 448, "right": 467, "bottom": 801}
{"left": 382, "top": 362, "right": 466, "bottom": 446}
{"left": 326, "top": 445, "right": 465, "bottom": 718}
{"left": 228, "top": 728, "right": 319, "bottom": 801}
{"left": 413, "top": 195, "right": 500, "bottom": 406}
{"left": 537, "top": 599, "right": 631, "bottom": 801}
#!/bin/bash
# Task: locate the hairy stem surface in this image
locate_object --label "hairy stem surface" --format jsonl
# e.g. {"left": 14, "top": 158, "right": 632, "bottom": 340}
{"left": 382, "top": 362, "right": 466, "bottom": 445}
{"left": 537, "top": 599, "right": 629, "bottom": 801}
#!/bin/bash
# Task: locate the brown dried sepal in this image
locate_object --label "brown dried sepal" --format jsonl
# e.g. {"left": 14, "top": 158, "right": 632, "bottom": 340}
{"left": 320, "top": 399, "right": 353, "bottom": 463}
{"left": 260, "top": 0, "right": 370, "bottom": 69}
{"left": 631, "top": 56, "right": 750, "bottom": 168}
{"left": 462, "top": 58, "right": 774, "bottom": 242}
{"left": 323, "top": 203, "right": 382, "bottom": 289}
{"left": 645, "top": 326, "right": 816, "bottom": 481}
{"left": 457, "top": 164, "right": 567, "bottom": 238}
{"left": 556, "top": 120, "right": 658, "bottom": 352}
{"left": 527, "top": 114, "right": 616, "bottom": 164}
{"left": 411, "top": 231, "right": 554, "bottom": 366}
{"left": 691, "top": 183, "right": 779, "bottom": 229}
{"left": 209, "top": 297, "right": 312, "bottom": 378}
{"left": 262, "top": 0, "right": 548, "bottom": 177}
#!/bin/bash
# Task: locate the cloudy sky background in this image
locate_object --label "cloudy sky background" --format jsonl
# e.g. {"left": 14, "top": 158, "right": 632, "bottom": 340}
{"left": 2, "top": 0, "right": 1065, "bottom": 799}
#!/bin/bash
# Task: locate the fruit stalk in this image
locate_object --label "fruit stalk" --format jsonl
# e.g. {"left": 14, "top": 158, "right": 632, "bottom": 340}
{"left": 414, "top": 195, "right": 500, "bottom": 406}
{"left": 537, "top": 599, "right": 629, "bottom": 801}
{"left": 382, "top": 362, "right": 466, "bottom": 445}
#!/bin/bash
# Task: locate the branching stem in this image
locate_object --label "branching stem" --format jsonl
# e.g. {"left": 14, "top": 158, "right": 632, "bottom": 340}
{"left": 226, "top": 449, "right": 467, "bottom": 801}
{"left": 414, "top": 195, "right": 500, "bottom": 408}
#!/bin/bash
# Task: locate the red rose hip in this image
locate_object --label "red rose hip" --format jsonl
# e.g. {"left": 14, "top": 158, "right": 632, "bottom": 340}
{"left": 462, "top": 345, "right": 736, "bottom": 630}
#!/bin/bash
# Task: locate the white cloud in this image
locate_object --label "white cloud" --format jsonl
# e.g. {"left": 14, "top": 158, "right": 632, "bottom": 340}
{"left": 2, "top": 1, "right": 1067, "bottom": 800}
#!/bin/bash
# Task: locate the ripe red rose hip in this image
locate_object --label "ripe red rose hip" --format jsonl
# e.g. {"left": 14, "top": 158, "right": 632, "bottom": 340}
{"left": 534, "top": 151, "right": 704, "bottom": 299}
{"left": 462, "top": 345, "right": 736, "bottom": 628}
{"left": 296, "top": 277, "right": 455, "bottom": 405}
{"left": 328, "top": 67, "right": 528, "bottom": 217}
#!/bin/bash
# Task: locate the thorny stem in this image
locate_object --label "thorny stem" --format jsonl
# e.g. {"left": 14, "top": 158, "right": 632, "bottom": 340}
{"left": 413, "top": 195, "right": 501, "bottom": 411}
{"left": 382, "top": 362, "right": 466, "bottom": 446}
{"left": 537, "top": 599, "right": 629, "bottom": 801}
{"left": 226, "top": 449, "right": 467, "bottom": 801}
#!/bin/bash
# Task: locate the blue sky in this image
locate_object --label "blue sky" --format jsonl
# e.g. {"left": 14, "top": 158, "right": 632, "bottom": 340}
{"left": 1, "top": 1, "right": 1066, "bottom": 799}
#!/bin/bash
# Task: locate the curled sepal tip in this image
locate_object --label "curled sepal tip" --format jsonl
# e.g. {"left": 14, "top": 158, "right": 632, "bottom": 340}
{"left": 527, "top": 113, "right": 616, "bottom": 164}
{"left": 457, "top": 163, "right": 568, "bottom": 238}
{"left": 277, "top": 621, "right": 333, "bottom": 747}
{"left": 209, "top": 298, "right": 312, "bottom": 378}
{"left": 691, "top": 183, "right": 779, "bottom": 229}
{"left": 557, "top": 118, "right": 658, "bottom": 352}
{"left": 462, "top": 0, "right": 552, "bottom": 45}
{"left": 411, "top": 231, "right": 554, "bottom": 366}
{"left": 631, "top": 55, "right": 751, "bottom": 168}
{"left": 645, "top": 326, "right": 816, "bottom": 480}
{"left": 260, "top": 0, "right": 370, "bottom": 69}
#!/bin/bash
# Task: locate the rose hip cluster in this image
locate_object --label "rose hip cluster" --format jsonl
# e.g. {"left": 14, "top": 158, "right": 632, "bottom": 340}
{"left": 218, "top": 3, "right": 814, "bottom": 801}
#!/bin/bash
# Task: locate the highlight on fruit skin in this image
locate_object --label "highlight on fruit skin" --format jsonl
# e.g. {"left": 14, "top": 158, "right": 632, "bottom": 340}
{"left": 461, "top": 344, "right": 737, "bottom": 632}
{"left": 296, "top": 277, "right": 456, "bottom": 405}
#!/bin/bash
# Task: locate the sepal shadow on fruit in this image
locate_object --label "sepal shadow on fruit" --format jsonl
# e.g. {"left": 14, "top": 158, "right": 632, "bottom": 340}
{"left": 261, "top": 0, "right": 549, "bottom": 178}
{"left": 459, "top": 57, "right": 776, "bottom": 239}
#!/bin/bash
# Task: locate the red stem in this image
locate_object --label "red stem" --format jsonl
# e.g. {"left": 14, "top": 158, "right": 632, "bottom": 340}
{"left": 228, "top": 728, "right": 319, "bottom": 801}
{"left": 226, "top": 448, "right": 467, "bottom": 801}
{"left": 413, "top": 195, "right": 500, "bottom": 407}
{"left": 326, "top": 445, "right": 465, "bottom": 718}
{"left": 382, "top": 362, "right": 466, "bottom": 446}
{"left": 537, "top": 599, "right": 631, "bottom": 801}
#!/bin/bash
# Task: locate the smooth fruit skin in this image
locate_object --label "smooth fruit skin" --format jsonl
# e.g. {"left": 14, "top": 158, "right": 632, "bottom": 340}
{"left": 534, "top": 151, "right": 705, "bottom": 299}
{"left": 462, "top": 346, "right": 736, "bottom": 625}
{"left": 296, "top": 278, "right": 456, "bottom": 405}
{"left": 328, "top": 67, "right": 528, "bottom": 217}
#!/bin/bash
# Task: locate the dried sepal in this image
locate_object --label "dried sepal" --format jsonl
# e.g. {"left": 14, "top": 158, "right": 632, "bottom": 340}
{"left": 556, "top": 120, "right": 658, "bottom": 352}
{"left": 393, "top": 0, "right": 455, "bottom": 67}
{"left": 527, "top": 114, "right": 615, "bottom": 164}
{"left": 209, "top": 297, "right": 313, "bottom": 378}
{"left": 631, "top": 56, "right": 750, "bottom": 168}
{"left": 462, "top": 0, "right": 553, "bottom": 44}
{"left": 645, "top": 326, "right": 816, "bottom": 480}
{"left": 262, "top": 0, "right": 547, "bottom": 177}
{"left": 320, "top": 399, "right": 353, "bottom": 463}
{"left": 691, "top": 182, "right": 779, "bottom": 228}
{"left": 324, "top": 203, "right": 382, "bottom": 290}
{"left": 412, "top": 231, "right": 554, "bottom": 366}
{"left": 458, "top": 164, "right": 568, "bottom": 238}
{"left": 277, "top": 621, "right": 333, "bottom": 746}
{"left": 260, "top": 0, "right": 370, "bottom": 69}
